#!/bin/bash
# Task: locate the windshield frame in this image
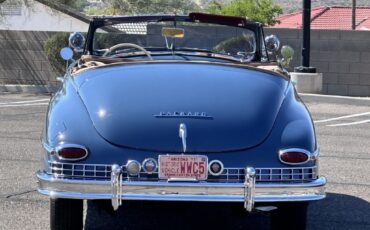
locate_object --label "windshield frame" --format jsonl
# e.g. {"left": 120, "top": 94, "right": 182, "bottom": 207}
{"left": 84, "top": 13, "right": 265, "bottom": 62}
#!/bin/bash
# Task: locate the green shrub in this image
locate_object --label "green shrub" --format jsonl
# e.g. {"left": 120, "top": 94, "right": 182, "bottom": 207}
{"left": 212, "top": 36, "right": 255, "bottom": 56}
{"left": 44, "top": 32, "right": 70, "bottom": 74}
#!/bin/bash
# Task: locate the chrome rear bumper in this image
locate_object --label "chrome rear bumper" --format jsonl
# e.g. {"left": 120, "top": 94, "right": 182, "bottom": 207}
{"left": 37, "top": 169, "right": 326, "bottom": 211}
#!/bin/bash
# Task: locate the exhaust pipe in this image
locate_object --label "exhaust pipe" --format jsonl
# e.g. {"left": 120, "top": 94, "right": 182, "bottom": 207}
{"left": 255, "top": 206, "right": 278, "bottom": 212}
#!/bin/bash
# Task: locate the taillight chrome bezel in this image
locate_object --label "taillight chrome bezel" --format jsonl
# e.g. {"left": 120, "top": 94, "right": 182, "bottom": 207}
{"left": 55, "top": 144, "right": 89, "bottom": 161}
{"left": 278, "top": 148, "right": 318, "bottom": 165}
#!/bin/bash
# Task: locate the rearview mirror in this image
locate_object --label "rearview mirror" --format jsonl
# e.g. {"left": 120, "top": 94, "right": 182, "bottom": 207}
{"left": 162, "top": 28, "right": 185, "bottom": 38}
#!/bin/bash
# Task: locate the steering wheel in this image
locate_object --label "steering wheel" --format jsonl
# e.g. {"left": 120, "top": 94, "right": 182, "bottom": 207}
{"left": 102, "top": 43, "right": 153, "bottom": 60}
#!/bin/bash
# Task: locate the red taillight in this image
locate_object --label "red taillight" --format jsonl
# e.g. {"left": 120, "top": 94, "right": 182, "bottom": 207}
{"left": 279, "top": 151, "right": 309, "bottom": 164}
{"left": 57, "top": 147, "right": 88, "bottom": 160}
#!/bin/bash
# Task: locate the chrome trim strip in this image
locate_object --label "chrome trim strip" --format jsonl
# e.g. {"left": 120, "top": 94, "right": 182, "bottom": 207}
{"left": 48, "top": 161, "right": 317, "bottom": 182}
{"left": 42, "top": 142, "right": 54, "bottom": 153}
{"left": 278, "top": 148, "right": 316, "bottom": 165}
{"left": 37, "top": 171, "right": 326, "bottom": 203}
{"left": 49, "top": 161, "right": 110, "bottom": 167}
{"left": 312, "top": 148, "right": 320, "bottom": 160}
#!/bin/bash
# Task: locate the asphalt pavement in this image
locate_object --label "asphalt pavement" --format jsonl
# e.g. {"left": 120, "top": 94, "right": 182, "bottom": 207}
{"left": 0, "top": 93, "right": 369, "bottom": 230}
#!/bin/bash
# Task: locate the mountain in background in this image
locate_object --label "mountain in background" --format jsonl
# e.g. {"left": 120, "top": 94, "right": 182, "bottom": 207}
{"left": 82, "top": 1, "right": 370, "bottom": 16}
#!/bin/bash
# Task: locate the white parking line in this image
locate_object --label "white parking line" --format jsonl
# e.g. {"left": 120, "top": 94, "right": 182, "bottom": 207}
{"left": 327, "top": 119, "right": 370, "bottom": 127}
{"left": 0, "top": 99, "right": 50, "bottom": 105}
{"left": 300, "top": 93, "right": 370, "bottom": 101}
{"left": 314, "top": 112, "right": 370, "bottom": 123}
{"left": 0, "top": 103, "right": 49, "bottom": 108}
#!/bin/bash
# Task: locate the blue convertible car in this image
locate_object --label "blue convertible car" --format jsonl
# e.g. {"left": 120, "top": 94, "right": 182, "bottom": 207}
{"left": 37, "top": 13, "right": 326, "bottom": 229}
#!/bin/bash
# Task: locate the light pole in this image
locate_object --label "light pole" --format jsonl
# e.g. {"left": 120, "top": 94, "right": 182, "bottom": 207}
{"left": 295, "top": 0, "right": 316, "bottom": 73}
{"left": 352, "top": 0, "right": 356, "bottom": 30}
{"left": 291, "top": 0, "right": 322, "bottom": 94}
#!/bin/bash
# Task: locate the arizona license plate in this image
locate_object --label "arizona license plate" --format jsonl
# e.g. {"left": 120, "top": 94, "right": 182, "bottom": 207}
{"left": 159, "top": 155, "right": 208, "bottom": 180}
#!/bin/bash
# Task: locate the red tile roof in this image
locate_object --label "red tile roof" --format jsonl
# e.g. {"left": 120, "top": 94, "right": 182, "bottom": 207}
{"left": 272, "top": 6, "right": 370, "bottom": 30}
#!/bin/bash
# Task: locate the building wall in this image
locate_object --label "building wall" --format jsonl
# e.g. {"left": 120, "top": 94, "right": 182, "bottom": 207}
{"left": 0, "top": 30, "right": 59, "bottom": 85}
{"left": 1, "top": 28, "right": 370, "bottom": 96}
{"left": 265, "top": 28, "right": 370, "bottom": 96}
{"left": 0, "top": 0, "right": 89, "bottom": 32}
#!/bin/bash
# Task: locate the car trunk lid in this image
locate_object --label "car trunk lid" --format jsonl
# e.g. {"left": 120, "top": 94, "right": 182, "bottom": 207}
{"left": 76, "top": 63, "right": 288, "bottom": 153}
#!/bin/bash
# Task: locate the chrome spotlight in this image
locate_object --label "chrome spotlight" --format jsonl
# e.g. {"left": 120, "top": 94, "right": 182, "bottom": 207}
{"left": 126, "top": 160, "right": 141, "bottom": 176}
{"left": 142, "top": 158, "right": 158, "bottom": 174}
{"left": 208, "top": 160, "right": 224, "bottom": 176}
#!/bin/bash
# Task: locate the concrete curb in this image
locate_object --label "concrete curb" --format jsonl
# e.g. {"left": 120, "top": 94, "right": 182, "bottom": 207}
{"left": 290, "top": 72, "right": 323, "bottom": 94}
{"left": 0, "top": 84, "right": 59, "bottom": 94}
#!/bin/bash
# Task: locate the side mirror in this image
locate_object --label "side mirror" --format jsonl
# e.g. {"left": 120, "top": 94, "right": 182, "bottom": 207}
{"left": 69, "top": 32, "right": 85, "bottom": 52}
{"left": 60, "top": 47, "right": 73, "bottom": 61}
{"left": 265, "top": 35, "right": 280, "bottom": 53}
{"left": 281, "top": 45, "right": 294, "bottom": 60}
{"left": 279, "top": 45, "right": 295, "bottom": 68}
{"left": 60, "top": 47, "right": 74, "bottom": 75}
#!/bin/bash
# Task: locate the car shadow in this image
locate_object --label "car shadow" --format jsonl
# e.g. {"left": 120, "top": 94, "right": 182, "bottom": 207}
{"left": 84, "top": 193, "right": 370, "bottom": 230}
{"left": 308, "top": 192, "right": 370, "bottom": 230}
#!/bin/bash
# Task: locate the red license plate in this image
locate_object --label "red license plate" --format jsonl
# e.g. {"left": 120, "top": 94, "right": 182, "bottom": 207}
{"left": 159, "top": 155, "right": 208, "bottom": 180}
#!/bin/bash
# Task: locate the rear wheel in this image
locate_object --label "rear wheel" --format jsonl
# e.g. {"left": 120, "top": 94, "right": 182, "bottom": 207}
{"left": 50, "top": 198, "right": 83, "bottom": 230}
{"left": 270, "top": 202, "right": 308, "bottom": 230}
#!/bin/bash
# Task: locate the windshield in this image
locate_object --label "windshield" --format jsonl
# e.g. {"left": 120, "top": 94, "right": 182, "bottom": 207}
{"left": 92, "top": 20, "right": 257, "bottom": 61}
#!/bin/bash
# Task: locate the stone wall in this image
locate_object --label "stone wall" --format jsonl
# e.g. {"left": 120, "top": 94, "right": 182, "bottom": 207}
{"left": 0, "top": 30, "right": 58, "bottom": 86}
{"left": 265, "top": 28, "right": 370, "bottom": 96}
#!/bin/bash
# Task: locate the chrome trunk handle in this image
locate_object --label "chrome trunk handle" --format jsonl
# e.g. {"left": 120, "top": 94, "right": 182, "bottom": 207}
{"left": 179, "top": 123, "right": 187, "bottom": 153}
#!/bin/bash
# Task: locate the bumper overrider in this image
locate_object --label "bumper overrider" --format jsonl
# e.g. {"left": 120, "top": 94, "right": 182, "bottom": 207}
{"left": 37, "top": 165, "right": 326, "bottom": 212}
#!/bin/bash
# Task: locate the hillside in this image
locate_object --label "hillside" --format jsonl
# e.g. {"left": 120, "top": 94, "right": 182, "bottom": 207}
{"left": 197, "top": 1, "right": 370, "bottom": 14}
{"left": 273, "top": 0, "right": 370, "bottom": 13}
